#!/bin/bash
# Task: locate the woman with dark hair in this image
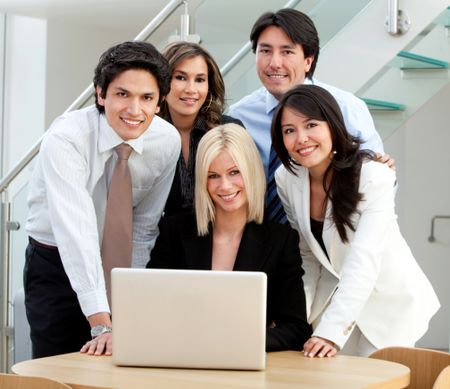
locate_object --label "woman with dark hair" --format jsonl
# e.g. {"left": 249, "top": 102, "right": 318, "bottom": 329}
{"left": 160, "top": 42, "right": 242, "bottom": 216}
{"left": 272, "top": 84, "right": 439, "bottom": 357}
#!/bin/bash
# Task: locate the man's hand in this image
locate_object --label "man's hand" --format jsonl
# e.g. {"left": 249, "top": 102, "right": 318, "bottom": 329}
{"left": 375, "top": 153, "right": 396, "bottom": 170}
{"left": 80, "top": 311, "right": 113, "bottom": 356}
{"left": 303, "top": 336, "right": 337, "bottom": 358}
{"left": 80, "top": 332, "right": 112, "bottom": 356}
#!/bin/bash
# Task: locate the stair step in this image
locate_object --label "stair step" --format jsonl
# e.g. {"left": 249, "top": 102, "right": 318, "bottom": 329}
{"left": 395, "top": 51, "right": 449, "bottom": 70}
{"left": 361, "top": 98, "right": 406, "bottom": 112}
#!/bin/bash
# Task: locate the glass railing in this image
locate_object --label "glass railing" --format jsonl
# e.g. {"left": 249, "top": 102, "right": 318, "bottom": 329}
{"left": 358, "top": 6, "right": 450, "bottom": 140}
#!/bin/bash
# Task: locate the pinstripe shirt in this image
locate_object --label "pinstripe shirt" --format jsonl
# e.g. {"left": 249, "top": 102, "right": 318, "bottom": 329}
{"left": 26, "top": 105, "right": 181, "bottom": 317}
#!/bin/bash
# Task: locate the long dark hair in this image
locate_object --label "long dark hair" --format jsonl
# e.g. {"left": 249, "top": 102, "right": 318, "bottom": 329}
{"left": 271, "top": 85, "right": 374, "bottom": 242}
{"left": 159, "top": 42, "right": 225, "bottom": 130}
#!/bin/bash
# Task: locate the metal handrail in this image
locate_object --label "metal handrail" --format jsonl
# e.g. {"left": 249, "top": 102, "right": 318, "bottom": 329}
{"left": 1, "top": 198, "right": 10, "bottom": 372}
{"left": 428, "top": 215, "right": 450, "bottom": 242}
{"left": 0, "top": 0, "right": 185, "bottom": 194}
{"left": 220, "top": 0, "right": 301, "bottom": 77}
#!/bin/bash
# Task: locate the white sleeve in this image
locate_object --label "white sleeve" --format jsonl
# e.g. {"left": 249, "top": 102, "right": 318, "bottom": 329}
{"left": 40, "top": 132, "right": 109, "bottom": 317}
{"left": 312, "top": 163, "right": 396, "bottom": 349}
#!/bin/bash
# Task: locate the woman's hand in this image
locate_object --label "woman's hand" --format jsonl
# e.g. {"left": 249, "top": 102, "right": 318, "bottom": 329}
{"left": 303, "top": 336, "right": 337, "bottom": 358}
{"left": 80, "top": 332, "right": 112, "bottom": 356}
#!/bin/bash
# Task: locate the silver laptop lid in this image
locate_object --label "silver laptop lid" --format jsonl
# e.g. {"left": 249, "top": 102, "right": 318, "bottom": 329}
{"left": 112, "top": 268, "right": 267, "bottom": 370}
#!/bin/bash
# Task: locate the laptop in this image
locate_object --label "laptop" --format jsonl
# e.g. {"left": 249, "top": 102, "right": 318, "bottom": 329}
{"left": 112, "top": 268, "right": 267, "bottom": 370}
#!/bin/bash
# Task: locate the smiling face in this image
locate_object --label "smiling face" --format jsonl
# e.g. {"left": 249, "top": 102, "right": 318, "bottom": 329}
{"left": 256, "top": 26, "right": 314, "bottom": 100}
{"left": 96, "top": 68, "right": 160, "bottom": 141}
{"left": 281, "top": 106, "right": 333, "bottom": 177}
{"left": 207, "top": 150, "right": 248, "bottom": 217}
{"left": 165, "top": 55, "right": 209, "bottom": 126}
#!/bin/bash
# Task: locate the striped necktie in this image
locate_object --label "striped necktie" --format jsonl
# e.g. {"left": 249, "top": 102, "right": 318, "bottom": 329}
{"left": 265, "top": 144, "right": 287, "bottom": 224}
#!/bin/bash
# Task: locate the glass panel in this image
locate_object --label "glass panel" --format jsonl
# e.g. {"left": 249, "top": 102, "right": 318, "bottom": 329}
{"left": 392, "top": 51, "right": 449, "bottom": 70}
{"left": 193, "top": 0, "right": 288, "bottom": 69}
{"left": 8, "top": 180, "right": 32, "bottom": 366}
{"left": 362, "top": 98, "right": 406, "bottom": 111}
{"left": 359, "top": 7, "right": 450, "bottom": 140}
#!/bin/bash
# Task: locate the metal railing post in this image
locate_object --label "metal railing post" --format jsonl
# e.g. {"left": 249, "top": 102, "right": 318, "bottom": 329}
{"left": 385, "top": 0, "right": 411, "bottom": 36}
{"left": 0, "top": 193, "right": 11, "bottom": 372}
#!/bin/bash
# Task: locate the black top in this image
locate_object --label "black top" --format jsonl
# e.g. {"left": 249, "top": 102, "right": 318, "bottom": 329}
{"left": 163, "top": 114, "right": 243, "bottom": 217}
{"left": 310, "top": 218, "right": 329, "bottom": 259}
{"left": 147, "top": 213, "right": 312, "bottom": 352}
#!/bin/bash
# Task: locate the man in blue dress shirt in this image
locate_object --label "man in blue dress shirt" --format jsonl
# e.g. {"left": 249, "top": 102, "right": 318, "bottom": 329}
{"left": 229, "top": 9, "right": 391, "bottom": 180}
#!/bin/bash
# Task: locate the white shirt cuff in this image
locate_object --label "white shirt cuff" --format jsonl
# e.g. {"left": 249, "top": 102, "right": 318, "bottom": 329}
{"left": 77, "top": 289, "right": 110, "bottom": 318}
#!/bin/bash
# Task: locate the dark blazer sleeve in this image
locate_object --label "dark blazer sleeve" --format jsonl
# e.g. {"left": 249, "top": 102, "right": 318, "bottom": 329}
{"left": 220, "top": 114, "right": 244, "bottom": 128}
{"left": 265, "top": 224, "right": 312, "bottom": 351}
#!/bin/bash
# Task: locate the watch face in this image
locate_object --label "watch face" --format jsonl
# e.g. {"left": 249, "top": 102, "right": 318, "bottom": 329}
{"left": 91, "top": 325, "right": 112, "bottom": 338}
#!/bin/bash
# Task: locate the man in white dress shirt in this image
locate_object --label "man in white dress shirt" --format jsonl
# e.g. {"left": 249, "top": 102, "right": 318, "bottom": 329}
{"left": 24, "top": 41, "right": 181, "bottom": 358}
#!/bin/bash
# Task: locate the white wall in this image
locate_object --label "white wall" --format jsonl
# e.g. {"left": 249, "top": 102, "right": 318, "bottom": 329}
{"left": 3, "top": 15, "right": 46, "bottom": 190}
{"left": 45, "top": 20, "right": 135, "bottom": 127}
{"left": 385, "top": 83, "right": 450, "bottom": 350}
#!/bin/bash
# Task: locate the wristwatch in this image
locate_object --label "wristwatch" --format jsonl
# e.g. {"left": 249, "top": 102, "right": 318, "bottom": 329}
{"left": 90, "top": 324, "right": 112, "bottom": 339}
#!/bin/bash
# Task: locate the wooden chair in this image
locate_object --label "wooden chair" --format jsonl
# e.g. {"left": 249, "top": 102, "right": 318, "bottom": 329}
{"left": 369, "top": 346, "right": 450, "bottom": 389}
{"left": 0, "top": 373, "right": 72, "bottom": 389}
{"left": 433, "top": 365, "right": 450, "bottom": 389}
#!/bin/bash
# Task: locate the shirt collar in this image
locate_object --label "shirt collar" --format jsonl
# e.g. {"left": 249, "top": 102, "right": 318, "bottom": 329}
{"left": 264, "top": 77, "right": 317, "bottom": 115}
{"left": 98, "top": 114, "right": 144, "bottom": 155}
{"left": 265, "top": 89, "right": 279, "bottom": 115}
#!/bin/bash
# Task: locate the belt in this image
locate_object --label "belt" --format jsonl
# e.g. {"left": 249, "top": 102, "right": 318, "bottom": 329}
{"left": 29, "top": 237, "right": 58, "bottom": 251}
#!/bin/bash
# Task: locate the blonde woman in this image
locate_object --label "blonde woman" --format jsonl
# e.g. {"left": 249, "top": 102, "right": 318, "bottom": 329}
{"left": 148, "top": 123, "right": 311, "bottom": 351}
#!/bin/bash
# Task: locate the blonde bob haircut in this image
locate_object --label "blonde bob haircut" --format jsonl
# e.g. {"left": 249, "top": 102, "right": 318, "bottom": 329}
{"left": 195, "top": 123, "right": 266, "bottom": 235}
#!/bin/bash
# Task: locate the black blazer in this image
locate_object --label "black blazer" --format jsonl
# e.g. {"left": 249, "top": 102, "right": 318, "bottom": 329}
{"left": 148, "top": 213, "right": 312, "bottom": 351}
{"left": 163, "top": 114, "right": 244, "bottom": 217}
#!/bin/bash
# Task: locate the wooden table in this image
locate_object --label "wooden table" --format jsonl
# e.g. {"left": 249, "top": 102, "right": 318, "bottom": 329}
{"left": 12, "top": 351, "right": 410, "bottom": 389}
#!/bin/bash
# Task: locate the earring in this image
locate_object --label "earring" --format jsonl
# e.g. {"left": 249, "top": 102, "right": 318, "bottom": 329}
{"left": 201, "top": 94, "right": 213, "bottom": 113}
{"left": 332, "top": 150, "right": 337, "bottom": 155}
{"left": 289, "top": 155, "right": 298, "bottom": 164}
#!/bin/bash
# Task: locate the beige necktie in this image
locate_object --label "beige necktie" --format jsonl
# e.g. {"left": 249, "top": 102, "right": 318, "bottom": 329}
{"left": 102, "top": 143, "right": 133, "bottom": 303}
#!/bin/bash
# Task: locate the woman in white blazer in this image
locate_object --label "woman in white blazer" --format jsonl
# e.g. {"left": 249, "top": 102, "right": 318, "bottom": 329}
{"left": 272, "top": 85, "right": 440, "bottom": 358}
